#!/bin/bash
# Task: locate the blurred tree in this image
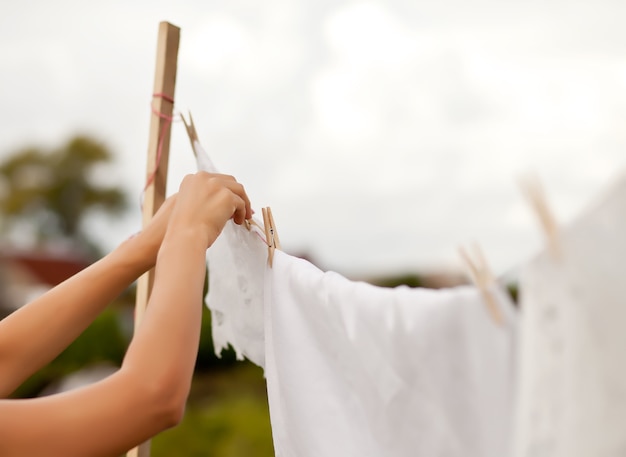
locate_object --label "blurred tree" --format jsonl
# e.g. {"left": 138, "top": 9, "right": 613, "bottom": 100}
{"left": 0, "top": 136, "right": 126, "bottom": 255}
{"left": 153, "top": 366, "right": 274, "bottom": 457}
{"left": 196, "top": 305, "right": 237, "bottom": 371}
{"left": 10, "top": 307, "right": 128, "bottom": 398}
{"left": 196, "top": 270, "right": 237, "bottom": 371}
{"left": 371, "top": 273, "right": 423, "bottom": 288}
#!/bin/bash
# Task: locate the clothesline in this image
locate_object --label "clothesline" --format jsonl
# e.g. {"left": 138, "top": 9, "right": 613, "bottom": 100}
{"left": 184, "top": 114, "right": 626, "bottom": 457}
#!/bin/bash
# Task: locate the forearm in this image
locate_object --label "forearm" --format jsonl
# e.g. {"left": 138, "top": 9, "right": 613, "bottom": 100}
{"left": 0, "top": 175, "right": 251, "bottom": 457}
{"left": 0, "top": 236, "right": 154, "bottom": 396}
{"left": 122, "top": 228, "right": 206, "bottom": 406}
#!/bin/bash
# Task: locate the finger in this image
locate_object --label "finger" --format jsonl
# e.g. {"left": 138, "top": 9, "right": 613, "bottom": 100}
{"left": 230, "top": 194, "right": 248, "bottom": 225}
{"left": 214, "top": 179, "right": 252, "bottom": 220}
{"left": 193, "top": 172, "right": 253, "bottom": 221}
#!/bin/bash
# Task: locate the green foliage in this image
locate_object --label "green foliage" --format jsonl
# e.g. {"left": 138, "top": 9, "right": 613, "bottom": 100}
{"left": 0, "top": 135, "right": 126, "bottom": 254}
{"left": 11, "top": 307, "right": 128, "bottom": 398}
{"left": 152, "top": 396, "right": 274, "bottom": 457}
{"left": 196, "top": 305, "right": 237, "bottom": 371}
{"left": 506, "top": 282, "right": 519, "bottom": 304}
{"left": 153, "top": 367, "right": 274, "bottom": 457}
{"left": 52, "top": 306, "right": 127, "bottom": 370}
{"left": 371, "top": 273, "right": 423, "bottom": 288}
{"left": 195, "top": 268, "right": 237, "bottom": 371}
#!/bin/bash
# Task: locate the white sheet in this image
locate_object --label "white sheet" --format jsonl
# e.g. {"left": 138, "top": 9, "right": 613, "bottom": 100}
{"left": 265, "top": 250, "right": 517, "bottom": 457}
{"left": 514, "top": 173, "right": 626, "bottom": 457}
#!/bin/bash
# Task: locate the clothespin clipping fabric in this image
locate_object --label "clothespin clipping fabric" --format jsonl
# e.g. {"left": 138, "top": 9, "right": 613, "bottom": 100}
{"left": 262, "top": 207, "right": 281, "bottom": 267}
{"left": 459, "top": 243, "right": 504, "bottom": 326}
{"left": 518, "top": 174, "right": 561, "bottom": 260}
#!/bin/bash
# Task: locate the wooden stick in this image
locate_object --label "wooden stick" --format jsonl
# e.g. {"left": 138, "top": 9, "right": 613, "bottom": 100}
{"left": 127, "top": 21, "right": 180, "bottom": 457}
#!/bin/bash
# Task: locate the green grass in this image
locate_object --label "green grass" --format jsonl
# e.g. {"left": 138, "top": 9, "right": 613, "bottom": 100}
{"left": 152, "top": 364, "right": 274, "bottom": 457}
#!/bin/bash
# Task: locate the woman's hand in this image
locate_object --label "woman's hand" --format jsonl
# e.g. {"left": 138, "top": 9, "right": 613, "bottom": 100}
{"left": 0, "top": 171, "right": 256, "bottom": 457}
{"left": 165, "top": 172, "right": 253, "bottom": 249}
{"left": 119, "top": 172, "right": 252, "bottom": 271}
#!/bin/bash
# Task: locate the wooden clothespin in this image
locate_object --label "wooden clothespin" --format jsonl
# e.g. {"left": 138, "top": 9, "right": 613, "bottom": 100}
{"left": 262, "top": 207, "right": 281, "bottom": 267}
{"left": 245, "top": 217, "right": 265, "bottom": 233}
{"left": 459, "top": 243, "right": 504, "bottom": 326}
{"left": 180, "top": 111, "right": 199, "bottom": 157}
{"left": 518, "top": 173, "right": 561, "bottom": 260}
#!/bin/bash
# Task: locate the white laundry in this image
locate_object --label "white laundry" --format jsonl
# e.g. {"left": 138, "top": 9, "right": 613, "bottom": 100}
{"left": 514, "top": 173, "right": 626, "bottom": 457}
{"left": 191, "top": 137, "right": 517, "bottom": 456}
{"left": 193, "top": 139, "right": 267, "bottom": 366}
{"left": 265, "top": 250, "right": 517, "bottom": 457}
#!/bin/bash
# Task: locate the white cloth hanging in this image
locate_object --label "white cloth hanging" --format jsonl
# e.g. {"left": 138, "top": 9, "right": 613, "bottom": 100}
{"left": 265, "top": 250, "right": 517, "bottom": 457}
{"left": 193, "top": 138, "right": 517, "bottom": 456}
{"left": 514, "top": 173, "right": 626, "bottom": 457}
{"left": 193, "top": 139, "right": 267, "bottom": 366}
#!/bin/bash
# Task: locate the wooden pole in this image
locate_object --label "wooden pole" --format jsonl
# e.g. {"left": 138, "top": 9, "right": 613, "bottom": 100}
{"left": 127, "top": 21, "right": 180, "bottom": 457}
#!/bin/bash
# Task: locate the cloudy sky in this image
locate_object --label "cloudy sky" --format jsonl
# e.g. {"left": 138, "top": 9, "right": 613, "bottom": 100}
{"left": 2, "top": 0, "right": 625, "bottom": 277}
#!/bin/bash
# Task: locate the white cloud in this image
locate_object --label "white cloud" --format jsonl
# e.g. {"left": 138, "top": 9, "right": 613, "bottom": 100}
{"left": 2, "top": 0, "right": 626, "bottom": 275}
{"left": 185, "top": 15, "right": 252, "bottom": 76}
{"left": 324, "top": 2, "right": 422, "bottom": 66}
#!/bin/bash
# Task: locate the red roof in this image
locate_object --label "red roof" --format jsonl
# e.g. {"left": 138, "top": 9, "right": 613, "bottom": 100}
{"left": 0, "top": 251, "right": 91, "bottom": 286}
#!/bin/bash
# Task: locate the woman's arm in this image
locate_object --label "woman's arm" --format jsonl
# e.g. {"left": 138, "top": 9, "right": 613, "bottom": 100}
{"left": 0, "top": 196, "right": 176, "bottom": 398}
{"left": 0, "top": 172, "right": 252, "bottom": 457}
